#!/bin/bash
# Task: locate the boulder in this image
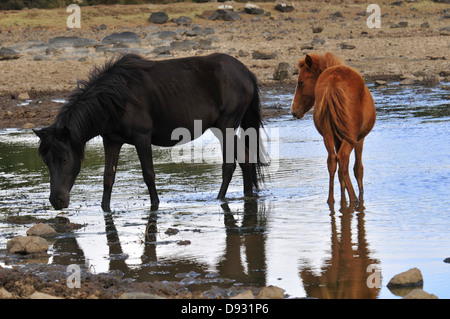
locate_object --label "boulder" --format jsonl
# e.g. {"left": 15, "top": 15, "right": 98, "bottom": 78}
{"left": 26, "top": 223, "right": 57, "bottom": 238}
{"left": 170, "top": 39, "right": 197, "bottom": 51}
{"left": 102, "top": 32, "right": 141, "bottom": 45}
{"left": 252, "top": 50, "right": 276, "bottom": 60}
{"left": 244, "top": 4, "right": 264, "bottom": 15}
{"left": 149, "top": 11, "right": 169, "bottom": 24}
{"left": 403, "top": 289, "right": 438, "bottom": 299}
{"left": 171, "top": 16, "right": 192, "bottom": 26}
{"left": 387, "top": 268, "right": 423, "bottom": 288}
{"left": 273, "top": 62, "right": 293, "bottom": 81}
{"left": 275, "top": 3, "right": 295, "bottom": 13}
{"left": 0, "top": 47, "right": 20, "bottom": 60}
{"left": 7, "top": 236, "right": 49, "bottom": 254}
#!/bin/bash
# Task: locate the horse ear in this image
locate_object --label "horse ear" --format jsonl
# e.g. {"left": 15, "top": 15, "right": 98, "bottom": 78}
{"left": 33, "top": 128, "right": 43, "bottom": 139}
{"left": 305, "top": 55, "right": 313, "bottom": 69}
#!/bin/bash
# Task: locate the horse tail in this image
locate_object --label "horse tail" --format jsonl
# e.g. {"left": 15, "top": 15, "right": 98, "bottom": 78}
{"left": 316, "top": 81, "right": 357, "bottom": 146}
{"left": 239, "top": 72, "right": 269, "bottom": 190}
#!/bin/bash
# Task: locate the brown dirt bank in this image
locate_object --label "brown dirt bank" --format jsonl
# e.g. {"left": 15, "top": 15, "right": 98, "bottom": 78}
{"left": 0, "top": 1, "right": 449, "bottom": 129}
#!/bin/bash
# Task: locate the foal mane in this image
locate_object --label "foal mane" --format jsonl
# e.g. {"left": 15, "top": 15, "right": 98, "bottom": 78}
{"left": 299, "top": 52, "right": 344, "bottom": 76}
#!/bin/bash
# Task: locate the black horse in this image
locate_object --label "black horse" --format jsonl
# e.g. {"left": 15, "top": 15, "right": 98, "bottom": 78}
{"left": 34, "top": 53, "right": 267, "bottom": 212}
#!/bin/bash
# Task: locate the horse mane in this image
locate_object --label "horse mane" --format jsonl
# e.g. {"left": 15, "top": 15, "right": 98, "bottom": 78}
{"left": 298, "top": 52, "right": 344, "bottom": 76}
{"left": 46, "top": 54, "right": 152, "bottom": 157}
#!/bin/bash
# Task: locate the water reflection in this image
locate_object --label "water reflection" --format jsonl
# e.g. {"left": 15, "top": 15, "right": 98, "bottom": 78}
{"left": 49, "top": 199, "right": 270, "bottom": 291}
{"left": 299, "top": 203, "right": 380, "bottom": 299}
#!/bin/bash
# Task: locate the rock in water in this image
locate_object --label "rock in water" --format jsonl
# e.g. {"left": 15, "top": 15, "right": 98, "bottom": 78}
{"left": 387, "top": 268, "right": 423, "bottom": 288}
{"left": 7, "top": 236, "right": 49, "bottom": 254}
{"left": 26, "top": 223, "right": 57, "bottom": 238}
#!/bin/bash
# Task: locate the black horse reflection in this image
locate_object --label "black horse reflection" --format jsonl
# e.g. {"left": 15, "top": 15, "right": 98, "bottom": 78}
{"left": 51, "top": 199, "right": 268, "bottom": 292}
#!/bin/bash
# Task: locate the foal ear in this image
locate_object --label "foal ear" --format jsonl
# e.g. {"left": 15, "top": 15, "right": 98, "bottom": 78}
{"left": 305, "top": 55, "right": 313, "bottom": 69}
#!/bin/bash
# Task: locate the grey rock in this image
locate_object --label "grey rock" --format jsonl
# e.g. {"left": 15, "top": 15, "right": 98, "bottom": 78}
{"left": 48, "top": 36, "right": 99, "bottom": 48}
{"left": 340, "top": 43, "right": 356, "bottom": 50}
{"left": 153, "top": 46, "right": 172, "bottom": 55}
{"left": 252, "top": 50, "right": 276, "bottom": 60}
{"left": 274, "top": 3, "right": 295, "bottom": 13}
{"left": 102, "top": 32, "right": 141, "bottom": 45}
{"left": 0, "top": 47, "right": 20, "bottom": 60}
{"left": 170, "top": 39, "right": 197, "bottom": 51}
{"left": 273, "top": 62, "right": 293, "bottom": 81}
{"left": 171, "top": 16, "right": 192, "bottom": 26}
{"left": 149, "top": 11, "right": 169, "bottom": 24}
{"left": 244, "top": 4, "right": 264, "bottom": 15}
{"left": 149, "top": 31, "right": 178, "bottom": 40}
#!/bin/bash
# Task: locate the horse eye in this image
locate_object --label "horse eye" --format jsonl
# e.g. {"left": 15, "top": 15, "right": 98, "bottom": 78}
{"left": 298, "top": 81, "right": 304, "bottom": 87}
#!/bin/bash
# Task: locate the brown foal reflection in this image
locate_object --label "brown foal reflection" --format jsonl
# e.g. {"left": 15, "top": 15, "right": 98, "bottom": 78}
{"left": 299, "top": 203, "right": 381, "bottom": 299}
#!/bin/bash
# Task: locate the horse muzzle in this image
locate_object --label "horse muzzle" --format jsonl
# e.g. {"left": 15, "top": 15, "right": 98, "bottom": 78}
{"left": 50, "top": 194, "right": 69, "bottom": 210}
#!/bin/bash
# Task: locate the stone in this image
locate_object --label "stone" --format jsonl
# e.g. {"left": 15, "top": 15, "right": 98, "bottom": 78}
{"left": 230, "top": 290, "right": 254, "bottom": 299}
{"left": 0, "top": 287, "right": 13, "bottom": 299}
{"left": 444, "top": 257, "right": 450, "bottom": 263}
{"left": 119, "top": 292, "right": 166, "bottom": 299}
{"left": 186, "top": 26, "right": 215, "bottom": 37}
{"left": 340, "top": 43, "right": 356, "bottom": 50}
{"left": 153, "top": 46, "right": 172, "bottom": 55}
{"left": 312, "top": 26, "right": 323, "bottom": 33}
{"left": 252, "top": 50, "right": 276, "bottom": 60}
{"left": 0, "top": 47, "right": 20, "bottom": 60}
{"left": 403, "top": 289, "right": 438, "bottom": 299}
{"left": 149, "top": 11, "right": 169, "bottom": 24}
{"left": 375, "top": 80, "right": 387, "bottom": 86}
{"left": 29, "top": 292, "right": 62, "bottom": 299}
{"left": 171, "top": 16, "right": 192, "bottom": 26}
{"left": 48, "top": 36, "right": 99, "bottom": 48}
{"left": 421, "top": 73, "right": 440, "bottom": 85}
{"left": 387, "top": 268, "right": 423, "bottom": 288}
{"left": 420, "top": 21, "right": 430, "bottom": 28}
{"left": 244, "top": 4, "right": 264, "bottom": 15}
{"left": 273, "top": 62, "right": 293, "bottom": 81}
{"left": 26, "top": 223, "right": 57, "bottom": 238}
{"left": 439, "top": 27, "right": 450, "bottom": 35}
{"left": 215, "top": 9, "right": 241, "bottom": 22}
{"left": 7, "top": 236, "right": 49, "bottom": 254}
{"left": 102, "top": 32, "right": 141, "bottom": 45}
{"left": 149, "top": 31, "right": 178, "bottom": 40}
{"left": 257, "top": 286, "right": 285, "bottom": 299}
{"left": 170, "top": 39, "right": 197, "bottom": 51}
{"left": 274, "top": 3, "right": 295, "bottom": 13}
{"left": 18, "top": 92, "right": 30, "bottom": 100}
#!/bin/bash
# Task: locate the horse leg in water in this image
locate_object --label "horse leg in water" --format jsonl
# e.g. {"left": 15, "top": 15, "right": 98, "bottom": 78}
{"left": 336, "top": 140, "right": 357, "bottom": 204}
{"left": 101, "top": 137, "right": 123, "bottom": 212}
{"left": 134, "top": 135, "right": 159, "bottom": 210}
{"left": 213, "top": 126, "right": 254, "bottom": 199}
{"left": 323, "top": 133, "right": 337, "bottom": 206}
{"left": 353, "top": 138, "right": 365, "bottom": 202}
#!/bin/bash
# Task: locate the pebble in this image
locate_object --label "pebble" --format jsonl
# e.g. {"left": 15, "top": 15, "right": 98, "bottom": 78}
{"left": 403, "top": 289, "right": 438, "bottom": 299}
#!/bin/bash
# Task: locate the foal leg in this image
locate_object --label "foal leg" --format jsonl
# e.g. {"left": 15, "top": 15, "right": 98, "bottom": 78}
{"left": 135, "top": 136, "right": 159, "bottom": 210}
{"left": 236, "top": 134, "right": 255, "bottom": 197}
{"left": 337, "top": 141, "right": 357, "bottom": 204}
{"left": 353, "top": 138, "right": 365, "bottom": 202}
{"left": 101, "top": 137, "right": 123, "bottom": 212}
{"left": 323, "top": 135, "right": 337, "bottom": 206}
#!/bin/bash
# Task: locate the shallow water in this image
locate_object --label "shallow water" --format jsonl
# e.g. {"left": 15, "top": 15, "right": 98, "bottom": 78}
{"left": 0, "top": 83, "right": 449, "bottom": 299}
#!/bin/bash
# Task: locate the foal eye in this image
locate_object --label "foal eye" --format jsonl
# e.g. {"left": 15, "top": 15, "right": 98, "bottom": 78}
{"left": 298, "top": 81, "right": 304, "bottom": 87}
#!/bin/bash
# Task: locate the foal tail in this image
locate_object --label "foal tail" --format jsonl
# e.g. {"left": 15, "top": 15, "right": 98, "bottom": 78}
{"left": 240, "top": 72, "right": 269, "bottom": 190}
{"left": 316, "top": 81, "right": 357, "bottom": 146}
